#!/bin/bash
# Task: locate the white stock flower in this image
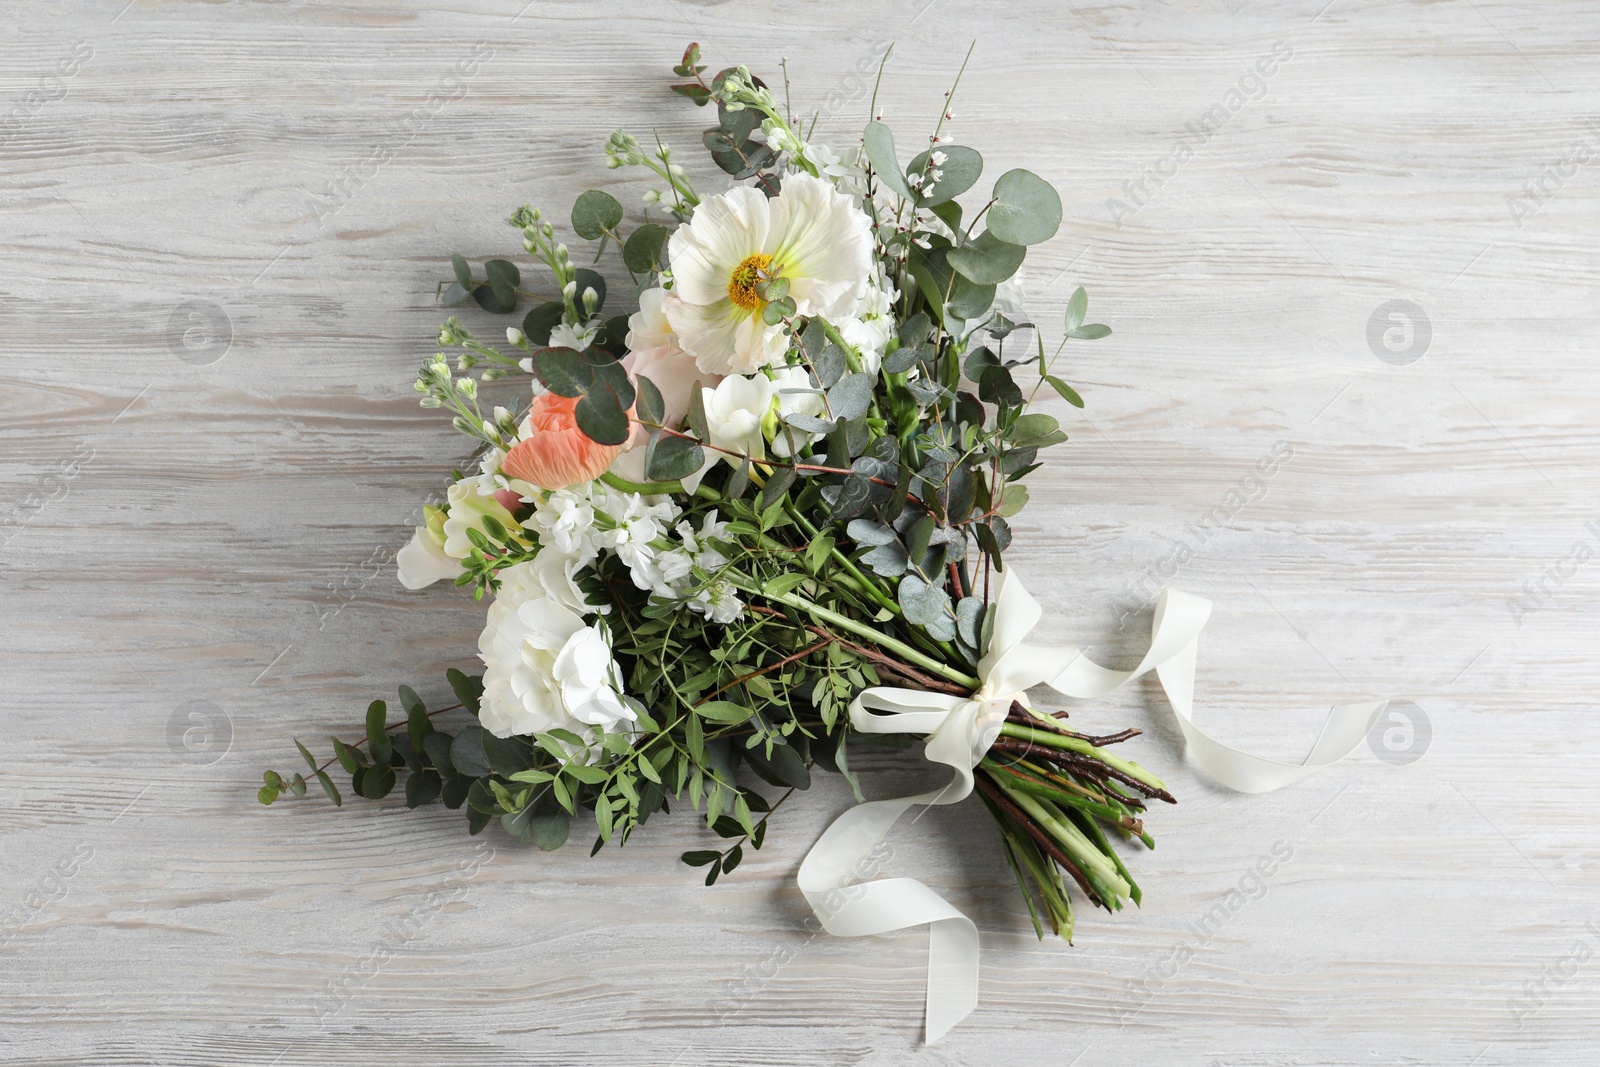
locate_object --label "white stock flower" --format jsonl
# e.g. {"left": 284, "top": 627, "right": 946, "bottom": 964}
{"left": 665, "top": 172, "right": 873, "bottom": 375}
{"left": 526, "top": 488, "right": 598, "bottom": 558}
{"left": 549, "top": 320, "right": 601, "bottom": 352}
{"left": 477, "top": 595, "right": 637, "bottom": 739}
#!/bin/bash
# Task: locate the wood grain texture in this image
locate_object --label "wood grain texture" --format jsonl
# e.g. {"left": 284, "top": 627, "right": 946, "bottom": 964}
{"left": 3, "top": 0, "right": 1597, "bottom": 1062}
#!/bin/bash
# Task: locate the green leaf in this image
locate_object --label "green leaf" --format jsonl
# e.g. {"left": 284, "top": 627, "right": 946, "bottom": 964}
{"left": 256, "top": 784, "right": 278, "bottom": 805}
{"left": 447, "top": 668, "right": 483, "bottom": 717}
{"left": 450, "top": 254, "right": 472, "bottom": 288}
{"left": 360, "top": 763, "right": 396, "bottom": 800}
{"left": 482, "top": 732, "right": 533, "bottom": 777}
{"left": 948, "top": 230, "right": 1027, "bottom": 285}
{"left": 440, "top": 282, "right": 468, "bottom": 306}
{"left": 863, "top": 121, "right": 915, "bottom": 201}
{"left": 449, "top": 725, "right": 492, "bottom": 778}
{"left": 1069, "top": 323, "right": 1112, "bottom": 340}
{"left": 827, "top": 372, "right": 873, "bottom": 422}
{"left": 522, "top": 301, "right": 565, "bottom": 346}
{"left": 421, "top": 731, "right": 455, "bottom": 775}
{"left": 722, "top": 843, "right": 744, "bottom": 874}
{"left": 745, "top": 744, "right": 811, "bottom": 789}
{"left": 1045, "top": 375, "right": 1084, "bottom": 408}
{"left": 908, "top": 145, "right": 983, "bottom": 206}
{"left": 529, "top": 808, "right": 570, "bottom": 850}
{"left": 484, "top": 259, "right": 520, "bottom": 292}
{"left": 763, "top": 572, "right": 807, "bottom": 598}
{"left": 1064, "top": 286, "right": 1088, "bottom": 333}
{"left": 898, "top": 572, "right": 954, "bottom": 638}
{"left": 646, "top": 432, "right": 705, "bottom": 481}
{"left": 365, "top": 701, "right": 391, "bottom": 765}
{"left": 574, "top": 381, "right": 632, "bottom": 446}
{"left": 681, "top": 849, "right": 721, "bottom": 867}
{"left": 931, "top": 199, "right": 962, "bottom": 233}
{"left": 471, "top": 282, "right": 517, "bottom": 314}
{"left": 405, "top": 769, "right": 441, "bottom": 808}
{"left": 635, "top": 375, "right": 665, "bottom": 427}
{"left": 330, "top": 737, "right": 364, "bottom": 774}
{"left": 987, "top": 168, "right": 1063, "bottom": 246}
{"left": 530, "top": 347, "right": 591, "bottom": 397}
{"left": 571, "top": 189, "right": 624, "bottom": 240}
{"left": 294, "top": 739, "right": 318, "bottom": 773}
{"left": 623, "top": 223, "right": 668, "bottom": 273}
{"left": 696, "top": 700, "right": 755, "bottom": 724}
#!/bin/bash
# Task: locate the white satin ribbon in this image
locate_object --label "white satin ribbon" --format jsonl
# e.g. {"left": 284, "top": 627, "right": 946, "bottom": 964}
{"left": 797, "top": 566, "right": 1386, "bottom": 1043}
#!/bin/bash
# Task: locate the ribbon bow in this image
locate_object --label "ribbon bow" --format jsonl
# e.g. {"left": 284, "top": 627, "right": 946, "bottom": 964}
{"left": 796, "top": 567, "right": 1385, "bottom": 1043}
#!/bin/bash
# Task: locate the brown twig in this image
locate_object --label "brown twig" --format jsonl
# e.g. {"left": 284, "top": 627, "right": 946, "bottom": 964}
{"left": 696, "top": 636, "right": 834, "bottom": 706}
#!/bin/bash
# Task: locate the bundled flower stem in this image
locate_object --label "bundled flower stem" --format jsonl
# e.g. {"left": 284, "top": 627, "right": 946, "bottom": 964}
{"left": 263, "top": 42, "right": 1160, "bottom": 937}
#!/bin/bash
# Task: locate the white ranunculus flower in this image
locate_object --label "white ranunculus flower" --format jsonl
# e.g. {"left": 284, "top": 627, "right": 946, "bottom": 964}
{"left": 701, "top": 373, "right": 774, "bottom": 462}
{"left": 442, "top": 480, "right": 518, "bottom": 559}
{"left": 665, "top": 172, "right": 873, "bottom": 376}
{"left": 477, "top": 595, "right": 637, "bottom": 739}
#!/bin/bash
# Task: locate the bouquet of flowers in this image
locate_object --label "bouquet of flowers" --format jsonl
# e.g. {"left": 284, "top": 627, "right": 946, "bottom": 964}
{"left": 262, "top": 44, "right": 1211, "bottom": 1039}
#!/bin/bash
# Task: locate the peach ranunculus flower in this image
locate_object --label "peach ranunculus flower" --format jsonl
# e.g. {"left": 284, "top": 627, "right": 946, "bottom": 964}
{"left": 500, "top": 392, "right": 625, "bottom": 491}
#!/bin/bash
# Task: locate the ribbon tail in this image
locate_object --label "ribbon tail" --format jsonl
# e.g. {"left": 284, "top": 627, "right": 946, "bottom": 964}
{"left": 797, "top": 792, "right": 978, "bottom": 1044}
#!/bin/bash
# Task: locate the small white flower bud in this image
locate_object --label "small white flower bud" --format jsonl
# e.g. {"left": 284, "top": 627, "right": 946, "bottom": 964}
{"left": 506, "top": 327, "right": 525, "bottom": 345}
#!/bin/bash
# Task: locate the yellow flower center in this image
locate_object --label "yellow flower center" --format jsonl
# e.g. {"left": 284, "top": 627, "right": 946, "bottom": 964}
{"left": 727, "top": 253, "right": 774, "bottom": 311}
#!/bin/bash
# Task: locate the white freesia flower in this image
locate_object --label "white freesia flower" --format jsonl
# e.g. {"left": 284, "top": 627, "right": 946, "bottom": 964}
{"left": 396, "top": 520, "right": 462, "bottom": 590}
{"left": 702, "top": 373, "right": 774, "bottom": 462}
{"left": 477, "top": 595, "right": 637, "bottom": 739}
{"left": 665, "top": 172, "right": 873, "bottom": 375}
{"left": 442, "top": 480, "right": 517, "bottom": 559}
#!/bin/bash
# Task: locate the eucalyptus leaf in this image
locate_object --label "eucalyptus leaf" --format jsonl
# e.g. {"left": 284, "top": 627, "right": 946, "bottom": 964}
{"left": 907, "top": 145, "right": 983, "bottom": 206}
{"left": 571, "top": 189, "right": 624, "bottom": 240}
{"left": 623, "top": 223, "right": 668, "bottom": 273}
{"left": 863, "top": 121, "right": 915, "bottom": 201}
{"left": 522, "top": 301, "right": 565, "bottom": 346}
{"left": 449, "top": 725, "right": 492, "bottom": 778}
{"left": 987, "top": 168, "right": 1063, "bottom": 246}
{"left": 948, "top": 230, "right": 1027, "bottom": 285}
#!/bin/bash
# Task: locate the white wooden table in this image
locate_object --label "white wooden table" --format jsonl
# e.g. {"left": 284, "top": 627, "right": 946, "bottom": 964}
{"left": 3, "top": 1, "right": 1596, "bottom": 1062}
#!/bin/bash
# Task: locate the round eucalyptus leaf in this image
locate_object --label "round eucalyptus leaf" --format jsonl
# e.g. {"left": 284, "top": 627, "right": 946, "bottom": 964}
{"left": 571, "top": 189, "right": 624, "bottom": 240}
{"left": 907, "top": 145, "right": 982, "bottom": 206}
{"left": 947, "top": 231, "right": 1027, "bottom": 285}
{"left": 522, "top": 301, "right": 565, "bottom": 345}
{"left": 986, "top": 168, "right": 1062, "bottom": 246}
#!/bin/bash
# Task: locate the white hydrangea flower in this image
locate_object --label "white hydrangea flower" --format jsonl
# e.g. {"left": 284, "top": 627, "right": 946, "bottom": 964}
{"left": 477, "top": 595, "right": 637, "bottom": 739}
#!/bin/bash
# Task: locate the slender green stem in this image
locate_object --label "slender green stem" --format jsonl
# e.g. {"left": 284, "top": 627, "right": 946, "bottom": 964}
{"left": 784, "top": 503, "right": 899, "bottom": 615}
{"left": 730, "top": 579, "right": 979, "bottom": 689}
{"left": 600, "top": 470, "right": 718, "bottom": 502}
{"left": 999, "top": 722, "right": 1168, "bottom": 792}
